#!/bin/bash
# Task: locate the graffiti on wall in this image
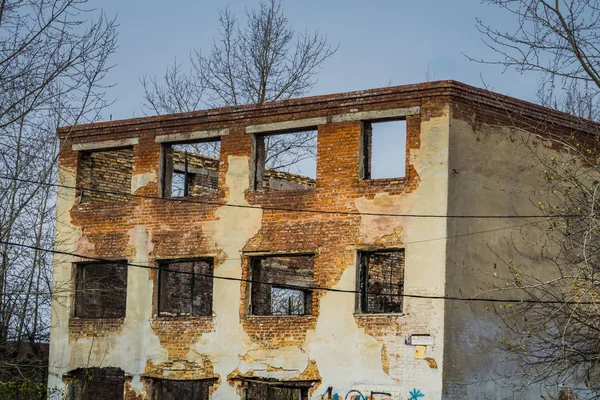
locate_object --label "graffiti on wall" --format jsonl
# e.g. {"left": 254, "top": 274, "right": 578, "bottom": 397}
{"left": 319, "top": 386, "right": 425, "bottom": 400}
{"left": 319, "top": 387, "right": 393, "bottom": 400}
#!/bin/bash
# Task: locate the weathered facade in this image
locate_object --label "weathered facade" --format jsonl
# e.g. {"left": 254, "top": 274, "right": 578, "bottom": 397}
{"left": 48, "top": 81, "right": 578, "bottom": 399}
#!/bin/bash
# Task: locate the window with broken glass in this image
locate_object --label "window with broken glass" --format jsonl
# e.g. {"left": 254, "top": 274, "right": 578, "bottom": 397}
{"left": 158, "top": 259, "right": 214, "bottom": 317}
{"left": 250, "top": 255, "right": 314, "bottom": 316}
{"left": 357, "top": 250, "right": 405, "bottom": 314}
{"left": 154, "top": 379, "right": 213, "bottom": 400}
{"left": 162, "top": 140, "right": 220, "bottom": 198}
{"left": 74, "top": 262, "right": 127, "bottom": 318}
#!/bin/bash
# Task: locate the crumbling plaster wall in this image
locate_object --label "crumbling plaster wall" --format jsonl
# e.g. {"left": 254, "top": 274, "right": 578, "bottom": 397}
{"left": 48, "top": 99, "right": 450, "bottom": 399}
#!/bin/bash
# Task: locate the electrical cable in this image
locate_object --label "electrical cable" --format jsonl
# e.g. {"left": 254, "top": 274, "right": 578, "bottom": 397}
{"left": 0, "top": 175, "right": 581, "bottom": 219}
{"left": 0, "top": 239, "right": 595, "bottom": 305}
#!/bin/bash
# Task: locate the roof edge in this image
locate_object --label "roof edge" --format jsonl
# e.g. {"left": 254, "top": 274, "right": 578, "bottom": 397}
{"left": 57, "top": 80, "right": 594, "bottom": 137}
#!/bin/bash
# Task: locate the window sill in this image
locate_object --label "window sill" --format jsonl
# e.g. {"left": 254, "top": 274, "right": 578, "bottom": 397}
{"left": 71, "top": 316, "right": 125, "bottom": 320}
{"left": 359, "top": 177, "right": 406, "bottom": 186}
{"left": 244, "top": 314, "right": 315, "bottom": 319}
{"left": 354, "top": 312, "right": 405, "bottom": 317}
{"left": 250, "top": 187, "right": 316, "bottom": 194}
{"left": 152, "top": 315, "right": 214, "bottom": 320}
{"left": 162, "top": 192, "right": 219, "bottom": 200}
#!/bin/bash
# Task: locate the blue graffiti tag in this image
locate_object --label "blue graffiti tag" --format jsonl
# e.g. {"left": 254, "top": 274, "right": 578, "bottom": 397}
{"left": 409, "top": 388, "right": 424, "bottom": 400}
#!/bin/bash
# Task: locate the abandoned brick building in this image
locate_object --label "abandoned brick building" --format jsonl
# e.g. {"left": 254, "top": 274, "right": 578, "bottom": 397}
{"left": 48, "top": 81, "right": 576, "bottom": 399}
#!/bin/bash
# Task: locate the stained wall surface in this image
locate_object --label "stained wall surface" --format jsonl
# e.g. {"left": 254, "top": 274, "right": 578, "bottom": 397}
{"left": 441, "top": 96, "right": 582, "bottom": 399}
{"left": 48, "top": 81, "right": 575, "bottom": 399}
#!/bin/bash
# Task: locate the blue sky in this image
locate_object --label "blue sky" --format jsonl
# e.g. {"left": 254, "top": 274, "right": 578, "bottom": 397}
{"left": 95, "top": 0, "right": 539, "bottom": 121}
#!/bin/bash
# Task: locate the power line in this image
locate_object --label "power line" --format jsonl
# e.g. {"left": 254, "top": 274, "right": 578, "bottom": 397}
{"left": 0, "top": 175, "right": 580, "bottom": 219}
{"left": 0, "top": 239, "right": 595, "bottom": 305}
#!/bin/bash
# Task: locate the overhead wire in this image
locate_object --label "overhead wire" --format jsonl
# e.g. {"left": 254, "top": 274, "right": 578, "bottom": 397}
{"left": 0, "top": 169, "right": 585, "bottom": 304}
{"left": 0, "top": 174, "right": 581, "bottom": 219}
{"left": 0, "top": 239, "right": 595, "bottom": 305}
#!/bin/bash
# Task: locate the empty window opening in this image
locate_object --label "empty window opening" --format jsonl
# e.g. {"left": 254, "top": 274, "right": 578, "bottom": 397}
{"left": 155, "top": 379, "right": 213, "bottom": 400}
{"left": 270, "top": 287, "right": 306, "bottom": 316}
{"left": 245, "top": 380, "right": 310, "bottom": 400}
{"left": 68, "top": 367, "right": 124, "bottom": 400}
{"left": 77, "top": 147, "right": 134, "bottom": 203}
{"left": 250, "top": 255, "right": 314, "bottom": 316}
{"left": 158, "top": 259, "right": 214, "bottom": 317}
{"left": 357, "top": 250, "right": 405, "bottom": 314}
{"left": 253, "top": 130, "right": 317, "bottom": 191}
{"left": 75, "top": 262, "right": 127, "bottom": 318}
{"left": 162, "top": 140, "right": 220, "bottom": 198}
{"left": 361, "top": 120, "right": 406, "bottom": 179}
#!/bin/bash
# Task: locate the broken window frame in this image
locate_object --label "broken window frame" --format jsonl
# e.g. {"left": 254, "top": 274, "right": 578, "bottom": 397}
{"left": 251, "top": 129, "right": 318, "bottom": 192}
{"left": 161, "top": 138, "right": 221, "bottom": 198}
{"left": 74, "top": 261, "right": 128, "bottom": 319}
{"left": 360, "top": 118, "right": 407, "bottom": 180}
{"left": 243, "top": 379, "right": 311, "bottom": 400}
{"left": 152, "top": 378, "right": 216, "bottom": 400}
{"left": 157, "top": 258, "right": 214, "bottom": 317}
{"left": 67, "top": 367, "right": 125, "bottom": 400}
{"left": 248, "top": 254, "right": 315, "bottom": 317}
{"left": 356, "top": 249, "right": 405, "bottom": 314}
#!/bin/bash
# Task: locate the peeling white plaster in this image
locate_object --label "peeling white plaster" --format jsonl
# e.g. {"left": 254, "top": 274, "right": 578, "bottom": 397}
{"left": 307, "top": 266, "right": 395, "bottom": 390}
{"left": 131, "top": 171, "right": 157, "bottom": 193}
{"left": 47, "top": 165, "right": 80, "bottom": 398}
{"left": 49, "top": 110, "right": 452, "bottom": 399}
{"left": 196, "top": 155, "right": 263, "bottom": 400}
{"left": 240, "top": 347, "right": 309, "bottom": 380}
{"left": 65, "top": 225, "right": 166, "bottom": 392}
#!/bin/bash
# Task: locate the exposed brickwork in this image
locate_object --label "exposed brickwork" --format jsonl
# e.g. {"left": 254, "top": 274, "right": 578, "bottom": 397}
{"left": 77, "top": 147, "right": 134, "bottom": 203}
{"left": 52, "top": 81, "right": 576, "bottom": 399}
{"left": 262, "top": 169, "right": 316, "bottom": 189}
{"left": 69, "top": 318, "right": 124, "bottom": 339}
{"left": 173, "top": 151, "right": 219, "bottom": 172}
{"left": 144, "top": 358, "right": 216, "bottom": 381}
{"left": 150, "top": 317, "right": 215, "bottom": 359}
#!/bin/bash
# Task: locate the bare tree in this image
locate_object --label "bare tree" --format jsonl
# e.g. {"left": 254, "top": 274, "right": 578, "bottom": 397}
{"left": 472, "top": 0, "right": 600, "bottom": 119}
{"left": 0, "top": 0, "right": 117, "bottom": 397}
{"left": 474, "top": 1, "right": 600, "bottom": 397}
{"left": 141, "top": 0, "right": 336, "bottom": 174}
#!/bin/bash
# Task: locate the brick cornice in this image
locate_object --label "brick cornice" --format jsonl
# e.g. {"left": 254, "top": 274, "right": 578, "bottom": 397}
{"left": 57, "top": 80, "right": 595, "bottom": 140}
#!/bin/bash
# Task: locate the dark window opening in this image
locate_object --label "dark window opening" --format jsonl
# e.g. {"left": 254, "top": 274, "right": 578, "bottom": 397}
{"left": 155, "top": 379, "right": 213, "bottom": 400}
{"left": 250, "top": 255, "right": 314, "bottom": 316}
{"left": 158, "top": 259, "right": 214, "bottom": 317}
{"left": 75, "top": 262, "right": 127, "bottom": 318}
{"left": 77, "top": 147, "right": 134, "bottom": 203}
{"left": 357, "top": 250, "right": 404, "bottom": 314}
{"left": 68, "top": 367, "right": 124, "bottom": 400}
{"left": 361, "top": 120, "right": 406, "bottom": 179}
{"left": 253, "top": 130, "right": 317, "bottom": 191}
{"left": 162, "top": 140, "right": 220, "bottom": 198}
{"left": 245, "top": 381, "right": 309, "bottom": 400}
